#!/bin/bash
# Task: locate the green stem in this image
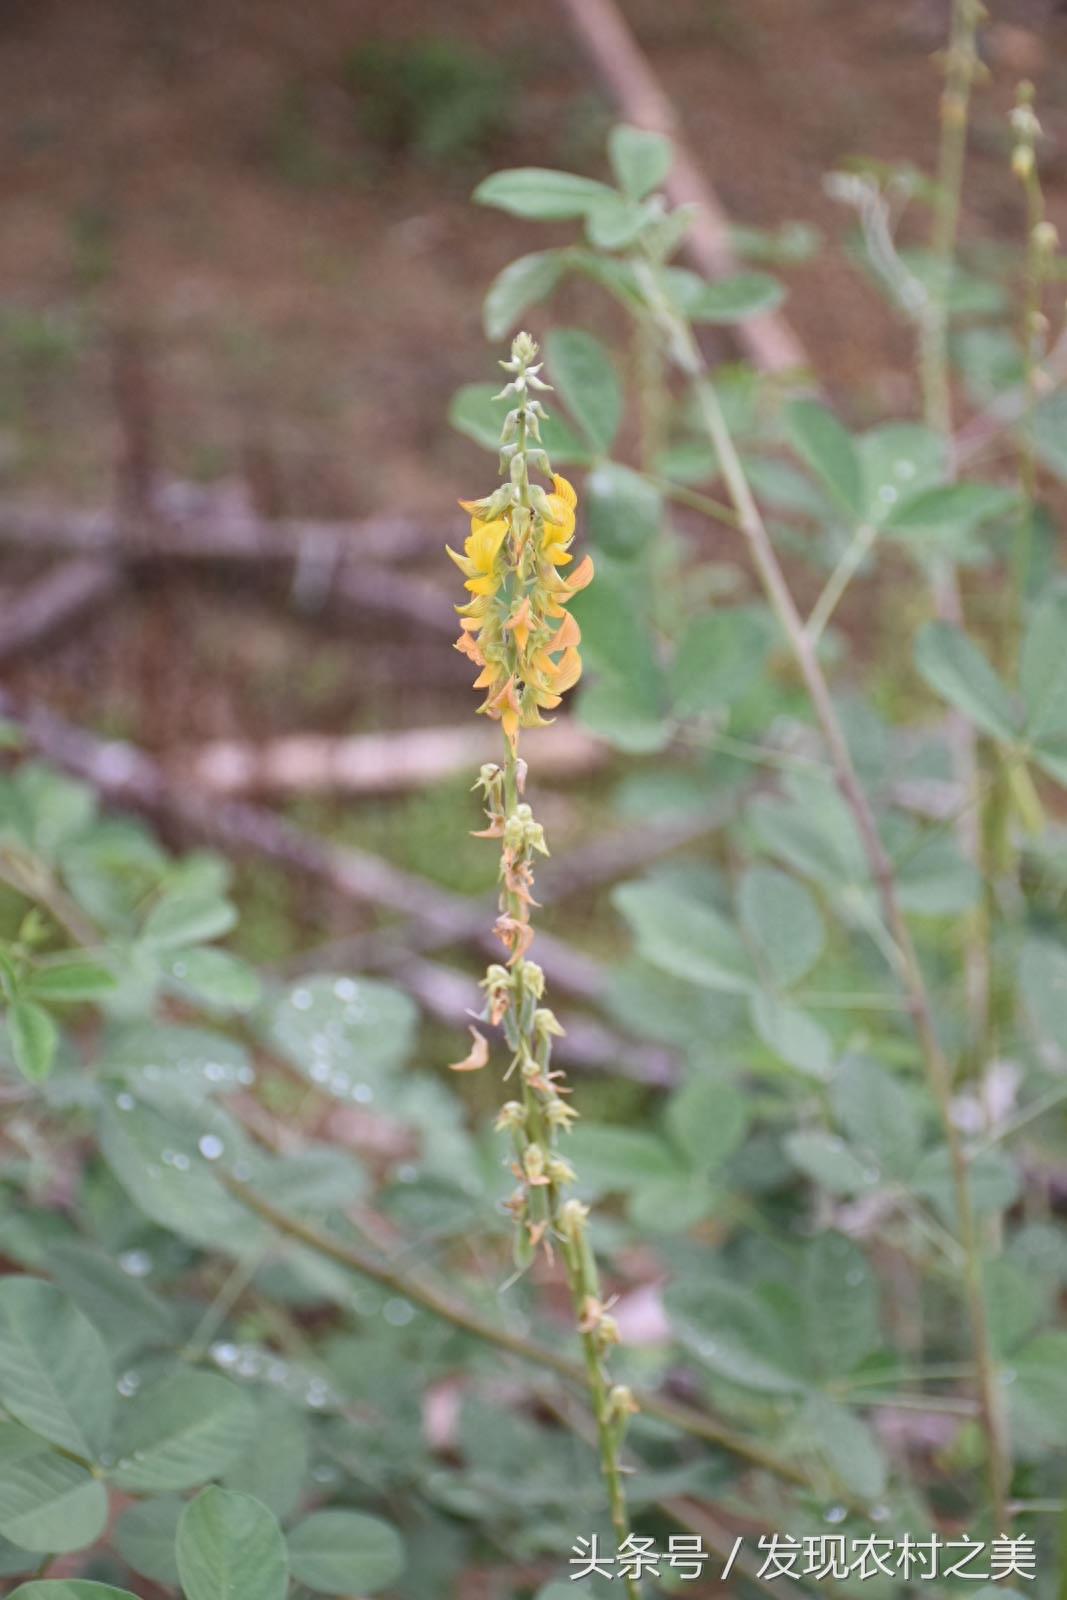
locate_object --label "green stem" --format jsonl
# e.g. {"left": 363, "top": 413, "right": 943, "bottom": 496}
{"left": 922, "top": 2, "right": 1014, "bottom": 1530}
{"left": 498, "top": 351, "right": 638, "bottom": 1594}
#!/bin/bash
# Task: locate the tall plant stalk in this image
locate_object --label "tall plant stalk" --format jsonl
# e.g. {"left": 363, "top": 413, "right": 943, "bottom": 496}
{"left": 447, "top": 333, "right": 640, "bottom": 1594}
{"left": 632, "top": 256, "right": 1012, "bottom": 1532}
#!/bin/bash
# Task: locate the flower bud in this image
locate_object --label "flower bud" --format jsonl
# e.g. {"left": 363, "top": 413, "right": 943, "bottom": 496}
{"left": 546, "top": 1154, "right": 576, "bottom": 1186}
{"left": 522, "top": 1143, "right": 546, "bottom": 1182}
{"left": 545, "top": 1097, "right": 578, "bottom": 1131}
{"left": 559, "top": 1198, "right": 589, "bottom": 1242}
{"left": 1033, "top": 221, "right": 1059, "bottom": 256}
{"left": 521, "top": 961, "right": 545, "bottom": 999}
{"left": 607, "top": 1384, "right": 639, "bottom": 1423}
{"left": 511, "top": 331, "right": 538, "bottom": 368}
{"left": 534, "top": 1007, "right": 565, "bottom": 1039}
{"left": 597, "top": 1313, "right": 621, "bottom": 1351}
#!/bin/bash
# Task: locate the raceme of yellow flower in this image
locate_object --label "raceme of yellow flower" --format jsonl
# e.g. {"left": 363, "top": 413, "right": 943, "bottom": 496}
{"left": 447, "top": 474, "right": 593, "bottom": 750}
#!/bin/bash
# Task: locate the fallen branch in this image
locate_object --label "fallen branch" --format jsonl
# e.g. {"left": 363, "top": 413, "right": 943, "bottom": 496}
{"left": 0, "top": 695, "right": 675, "bottom": 1079}
{"left": 0, "top": 493, "right": 445, "bottom": 566}
{"left": 180, "top": 720, "right": 606, "bottom": 796}
{"left": 309, "top": 804, "right": 726, "bottom": 979}
{"left": 0, "top": 494, "right": 457, "bottom": 642}
{"left": 0, "top": 559, "right": 123, "bottom": 667}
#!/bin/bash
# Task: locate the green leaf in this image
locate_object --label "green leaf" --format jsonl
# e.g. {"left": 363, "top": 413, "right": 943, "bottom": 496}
{"left": 544, "top": 329, "right": 622, "bottom": 454}
{"left": 0, "top": 1537, "right": 36, "bottom": 1579}
{"left": 111, "top": 1371, "right": 256, "bottom": 1492}
{"left": 9, "top": 1586, "right": 142, "bottom": 1600}
{"left": 165, "top": 949, "right": 262, "bottom": 1014}
{"left": 914, "top": 621, "right": 1019, "bottom": 742}
{"left": 576, "top": 679, "right": 670, "bottom": 753}
{"left": 287, "top": 1510, "right": 404, "bottom": 1596}
{"left": 885, "top": 482, "right": 1017, "bottom": 538}
{"left": 750, "top": 992, "right": 834, "bottom": 1079}
{"left": 1020, "top": 938, "right": 1067, "bottom": 1060}
{"left": 223, "top": 1397, "right": 307, "bottom": 1521}
{"left": 1021, "top": 593, "right": 1067, "bottom": 748}
{"left": 664, "top": 1075, "right": 748, "bottom": 1171}
{"left": 785, "top": 399, "right": 864, "bottom": 517}
{"left": 1032, "top": 391, "right": 1067, "bottom": 481}
{"left": 8, "top": 1002, "right": 57, "bottom": 1082}
{"left": 449, "top": 382, "right": 591, "bottom": 463}
{"left": 142, "top": 890, "right": 236, "bottom": 950}
{"left": 99, "top": 1095, "right": 261, "bottom": 1253}
{"left": 266, "top": 974, "right": 417, "bottom": 1099}
{"left": 732, "top": 220, "right": 820, "bottom": 265}
{"left": 894, "top": 825, "right": 981, "bottom": 916}
{"left": 1006, "top": 1332, "right": 1067, "bottom": 1460}
{"left": 738, "top": 866, "right": 825, "bottom": 988}
{"left": 858, "top": 422, "right": 944, "bottom": 523}
{"left": 114, "top": 1496, "right": 183, "bottom": 1587}
{"left": 25, "top": 960, "right": 115, "bottom": 1003}
{"left": 984, "top": 1257, "right": 1045, "bottom": 1356}
{"left": 483, "top": 250, "right": 566, "bottom": 341}
{"left": 914, "top": 1145, "right": 1020, "bottom": 1226}
{"left": 831, "top": 1056, "right": 922, "bottom": 1181}
{"left": 473, "top": 167, "right": 616, "bottom": 221}
{"left": 608, "top": 124, "right": 672, "bottom": 199}
{"left": 688, "top": 271, "right": 784, "bottom": 323}
{"left": 614, "top": 880, "right": 754, "bottom": 993}
{"left": 628, "top": 1172, "right": 716, "bottom": 1233}
{"left": 802, "top": 1233, "right": 880, "bottom": 1377}
{"left": 568, "top": 568, "right": 663, "bottom": 688}
{"left": 670, "top": 607, "right": 774, "bottom": 717}
{"left": 585, "top": 193, "right": 658, "bottom": 251}
{"left": 101, "top": 1020, "right": 252, "bottom": 1099}
{"left": 570, "top": 570, "right": 668, "bottom": 751}
{"left": 784, "top": 1131, "right": 879, "bottom": 1195}
{"left": 0, "top": 1279, "right": 113, "bottom": 1459}
{"left": 667, "top": 1278, "right": 807, "bottom": 1395}
{"left": 0, "top": 1424, "right": 108, "bottom": 1553}
{"left": 10, "top": 767, "right": 96, "bottom": 862}
{"left": 583, "top": 462, "right": 660, "bottom": 557}
{"left": 177, "top": 1487, "right": 288, "bottom": 1600}
{"left": 800, "top": 1394, "right": 888, "bottom": 1501}
{"left": 564, "top": 1125, "right": 675, "bottom": 1193}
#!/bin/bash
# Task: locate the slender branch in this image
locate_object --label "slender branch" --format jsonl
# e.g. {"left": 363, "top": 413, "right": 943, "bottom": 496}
{"left": 218, "top": 1170, "right": 817, "bottom": 1491}
{"left": 805, "top": 522, "right": 880, "bottom": 644}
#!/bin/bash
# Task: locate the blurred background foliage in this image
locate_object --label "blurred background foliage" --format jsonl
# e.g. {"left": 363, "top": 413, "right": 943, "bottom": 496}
{"left": 1, "top": 1, "right": 1067, "bottom": 1597}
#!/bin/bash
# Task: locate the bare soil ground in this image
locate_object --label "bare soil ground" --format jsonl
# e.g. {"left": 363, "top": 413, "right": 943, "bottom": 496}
{"left": 0, "top": 0, "right": 1064, "bottom": 871}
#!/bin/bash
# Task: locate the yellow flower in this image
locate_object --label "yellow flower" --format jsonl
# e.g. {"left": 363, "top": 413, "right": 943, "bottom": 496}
{"left": 446, "top": 509, "right": 510, "bottom": 596}
{"left": 448, "top": 473, "right": 591, "bottom": 751}
{"left": 541, "top": 475, "right": 577, "bottom": 566}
